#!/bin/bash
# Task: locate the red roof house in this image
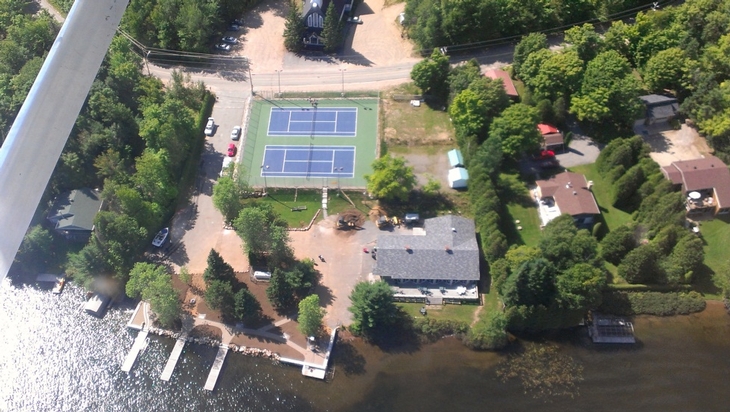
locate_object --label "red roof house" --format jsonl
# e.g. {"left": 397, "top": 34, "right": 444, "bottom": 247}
{"left": 483, "top": 69, "right": 518, "bottom": 99}
{"left": 537, "top": 123, "right": 564, "bottom": 151}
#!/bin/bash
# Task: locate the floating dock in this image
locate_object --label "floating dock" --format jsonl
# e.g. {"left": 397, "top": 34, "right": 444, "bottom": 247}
{"left": 160, "top": 334, "right": 187, "bottom": 381}
{"left": 588, "top": 314, "right": 636, "bottom": 344}
{"left": 121, "top": 329, "right": 149, "bottom": 373}
{"left": 204, "top": 345, "right": 229, "bottom": 391}
{"left": 279, "top": 327, "right": 338, "bottom": 380}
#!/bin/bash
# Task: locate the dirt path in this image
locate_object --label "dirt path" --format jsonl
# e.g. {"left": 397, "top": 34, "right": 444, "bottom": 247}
{"left": 471, "top": 303, "right": 484, "bottom": 327}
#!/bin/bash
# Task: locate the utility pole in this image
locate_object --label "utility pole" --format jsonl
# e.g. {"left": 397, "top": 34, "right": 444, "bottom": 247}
{"left": 339, "top": 68, "right": 346, "bottom": 97}
{"left": 275, "top": 69, "right": 282, "bottom": 97}
{"left": 261, "top": 164, "right": 269, "bottom": 194}
{"left": 248, "top": 67, "right": 254, "bottom": 96}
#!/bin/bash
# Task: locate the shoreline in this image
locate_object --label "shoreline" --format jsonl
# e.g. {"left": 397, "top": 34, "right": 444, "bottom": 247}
{"left": 146, "top": 326, "right": 282, "bottom": 362}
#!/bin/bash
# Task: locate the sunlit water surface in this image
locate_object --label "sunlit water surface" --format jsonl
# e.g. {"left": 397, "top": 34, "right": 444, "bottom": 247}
{"left": 2, "top": 278, "right": 730, "bottom": 412}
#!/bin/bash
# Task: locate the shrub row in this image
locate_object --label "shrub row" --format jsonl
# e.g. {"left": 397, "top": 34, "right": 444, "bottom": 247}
{"left": 412, "top": 317, "right": 469, "bottom": 342}
{"left": 598, "top": 290, "right": 706, "bottom": 316}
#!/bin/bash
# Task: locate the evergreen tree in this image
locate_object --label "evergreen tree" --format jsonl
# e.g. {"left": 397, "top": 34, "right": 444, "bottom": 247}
{"left": 283, "top": 4, "right": 305, "bottom": 52}
{"left": 321, "top": 2, "right": 343, "bottom": 53}
{"left": 203, "top": 249, "right": 235, "bottom": 284}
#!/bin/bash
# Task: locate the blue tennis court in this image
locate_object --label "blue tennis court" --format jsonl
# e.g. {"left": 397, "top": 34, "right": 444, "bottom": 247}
{"left": 261, "top": 145, "right": 356, "bottom": 178}
{"left": 268, "top": 107, "right": 357, "bottom": 137}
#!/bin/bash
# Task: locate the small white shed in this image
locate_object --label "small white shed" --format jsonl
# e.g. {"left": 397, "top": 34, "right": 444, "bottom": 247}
{"left": 448, "top": 167, "right": 469, "bottom": 189}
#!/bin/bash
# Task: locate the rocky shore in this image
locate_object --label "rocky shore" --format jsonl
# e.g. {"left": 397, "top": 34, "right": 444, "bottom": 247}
{"left": 147, "top": 327, "right": 281, "bottom": 362}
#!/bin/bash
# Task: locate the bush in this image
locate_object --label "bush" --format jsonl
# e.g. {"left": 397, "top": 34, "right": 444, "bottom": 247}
{"left": 617, "top": 244, "right": 660, "bottom": 284}
{"left": 463, "top": 311, "right": 509, "bottom": 350}
{"left": 598, "top": 290, "right": 706, "bottom": 316}
{"left": 412, "top": 317, "right": 469, "bottom": 342}
{"left": 600, "top": 225, "right": 636, "bottom": 265}
{"left": 612, "top": 163, "right": 645, "bottom": 209}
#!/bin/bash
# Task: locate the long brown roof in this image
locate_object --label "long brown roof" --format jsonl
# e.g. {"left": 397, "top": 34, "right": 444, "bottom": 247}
{"left": 483, "top": 69, "right": 518, "bottom": 97}
{"left": 661, "top": 155, "right": 730, "bottom": 208}
{"left": 536, "top": 172, "right": 600, "bottom": 216}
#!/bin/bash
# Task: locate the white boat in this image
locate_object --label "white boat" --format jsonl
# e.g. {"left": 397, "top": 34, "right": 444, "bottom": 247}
{"left": 52, "top": 277, "right": 66, "bottom": 294}
{"left": 152, "top": 227, "right": 169, "bottom": 247}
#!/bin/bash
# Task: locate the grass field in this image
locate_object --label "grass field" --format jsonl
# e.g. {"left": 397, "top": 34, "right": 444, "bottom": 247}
{"left": 240, "top": 97, "right": 379, "bottom": 190}
{"left": 399, "top": 302, "right": 479, "bottom": 324}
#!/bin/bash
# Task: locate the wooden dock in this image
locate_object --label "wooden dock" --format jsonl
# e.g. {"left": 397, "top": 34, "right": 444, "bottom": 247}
{"left": 121, "top": 329, "right": 149, "bottom": 373}
{"left": 204, "top": 345, "right": 229, "bottom": 391}
{"left": 160, "top": 334, "right": 187, "bottom": 381}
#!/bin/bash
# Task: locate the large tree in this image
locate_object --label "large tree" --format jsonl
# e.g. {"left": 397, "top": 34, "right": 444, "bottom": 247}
{"left": 348, "top": 280, "right": 397, "bottom": 339}
{"left": 410, "top": 48, "right": 450, "bottom": 102}
{"left": 513, "top": 32, "right": 548, "bottom": 79}
{"left": 521, "top": 50, "right": 584, "bottom": 102}
{"left": 14, "top": 225, "right": 54, "bottom": 273}
{"left": 213, "top": 176, "right": 244, "bottom": 223}
{"left": 126, "top": 263, "right": 180, "bottom": 327}
{"left": 283, "top": 4, "right": 306, "bottom": 52}
{"left": 488, "top": 103, "right": 541, "bottom": 159}
{"left": 233, "top": 204, "right": 292, "bottom": 263}
{"left": 205, "top": 279, "right": 235, "bottom": 314}
{"left": 298, "top": 294, "right": 325, "bottom": 337}
{"left": 570, "top": 50, "right": 642, "bottom": 130}
{"left": 321, "top": 2, "right": 343, "bottom": 53}
{"left": 203, "top": 249, "right": 236, "bottom": 284}
{"left": 234, "top": 287, "right": 261, "bottom": 321}
{"left": 364, "top": 154, "right": 417, "bottom": 202}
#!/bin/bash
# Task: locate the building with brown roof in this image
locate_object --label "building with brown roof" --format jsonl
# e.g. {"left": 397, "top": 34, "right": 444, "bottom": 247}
{"left": 535, "top": 172, "right": 600, "bottom": 228}
{"left": 483, "top": 69, "right": 519, "bottom": 100}
{"left": 661, "top": 155, "right": 730, "bottom": 217}
{"left": 537, "top": 123, "right": 564, "bottom": 152}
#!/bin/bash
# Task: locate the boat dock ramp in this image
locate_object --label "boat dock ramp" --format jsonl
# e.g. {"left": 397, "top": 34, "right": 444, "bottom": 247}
{"left": 121, "top": 329, "right": 149, "bottom": 373}
{"left": 160, "top": 333, "right": 188, "bottom": 381}
{"left": 280, "top": 327, "right": 338, "bottom": 380}
{"left": 204, "top": 345, "right": 229, "bottom": 391}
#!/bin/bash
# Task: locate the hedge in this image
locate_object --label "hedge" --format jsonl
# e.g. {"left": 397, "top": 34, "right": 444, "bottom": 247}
{"left": 598, "top": 290, "right": 706, "bottom": 316}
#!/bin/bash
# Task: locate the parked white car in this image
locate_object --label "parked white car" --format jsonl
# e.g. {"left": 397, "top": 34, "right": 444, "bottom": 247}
{"left": 204, "top": 117, "right": 215, "bottom": 136}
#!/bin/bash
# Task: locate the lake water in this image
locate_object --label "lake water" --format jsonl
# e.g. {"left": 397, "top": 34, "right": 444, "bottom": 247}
{"left": 2, "top": 277, "right": 730, "bottom": 412}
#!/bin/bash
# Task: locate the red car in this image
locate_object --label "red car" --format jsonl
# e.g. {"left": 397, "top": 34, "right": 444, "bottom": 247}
{"left": 532, "top": 149, "right": 555, "bottom": 160}
{"left": 227, "top": 143, "right": 237, "bottom": 157}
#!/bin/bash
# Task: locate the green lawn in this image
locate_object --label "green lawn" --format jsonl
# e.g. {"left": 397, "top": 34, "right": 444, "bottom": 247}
{"left": 254, "top": 188, "right": 321, "bottom": 228}
{"left": 398, "top": 302, "right": 478, "bottom": 324}
{"left": 327, "top": 190, "right": 369, "bottom": 216}
{"left": 505, "top": 202, "right": 542, "bottom": 247}
{"left": 569, "top": 163, "right": 633, "bottom": 231}
{"left": 693, "top": 216, "right": 730, "bottom": 299}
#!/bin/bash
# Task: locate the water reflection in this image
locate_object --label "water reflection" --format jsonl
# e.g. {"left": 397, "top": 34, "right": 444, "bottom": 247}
{"left": 3, "top": 277, "right": 730, "bottom": 412}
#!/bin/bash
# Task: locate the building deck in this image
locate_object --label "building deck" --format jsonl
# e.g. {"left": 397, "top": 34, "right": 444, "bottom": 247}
{"left": 126, "top": 301, "right": 146, "bottom": 330}
{"left": 204, "top": 345, "right": 229, "bottom": 391}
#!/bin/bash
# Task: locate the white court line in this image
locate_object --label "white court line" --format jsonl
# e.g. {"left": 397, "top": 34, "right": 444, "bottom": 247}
{"left": 287, "top": 111, "right": 292, "bottom": 133}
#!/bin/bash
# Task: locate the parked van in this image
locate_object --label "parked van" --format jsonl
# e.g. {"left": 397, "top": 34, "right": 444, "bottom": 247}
{"left": 253, "top": 271, "right": 271, "bottom": 281}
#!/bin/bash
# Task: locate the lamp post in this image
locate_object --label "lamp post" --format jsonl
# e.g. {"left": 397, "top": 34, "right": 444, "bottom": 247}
{"left": 275, "top": 69, "right": 282, "bottom": 97}
{"left": 248, "top": 67, "right": 254, "bottom": 96}
{"left": 336, "top": 167, "right": 343, "bottom": 190}
{"left": 261, "top": 164, "right": 269, "bottom": 194}
{"left": 339, "top": 68, "right": 346, "bottom": 97}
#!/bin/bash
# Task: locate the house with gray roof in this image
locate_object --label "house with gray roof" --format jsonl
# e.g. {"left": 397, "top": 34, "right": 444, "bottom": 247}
{"left": 373, "top": 215, "right": 480, "bottom": 304}
{"left": 637, "top": 94, "right": 679, "bottom": 126}
{"left": 47, "top": 188, "right": 103, "bottom": 241}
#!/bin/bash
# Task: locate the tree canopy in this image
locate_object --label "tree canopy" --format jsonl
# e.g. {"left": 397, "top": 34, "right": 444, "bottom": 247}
{"left": 126, "top": 263, "right": 181, "bottom": 327}
{"left": 364, "top": 154, "right": 417, "bottom": 202}
{"left": 298, "top": 294, "right": 325, "bottom": 337}
{"left": 488, "top": 104, "right": 541, "bottom": 159}
{"left": 348, "top": 281, "right": 397, "bottom": 339}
